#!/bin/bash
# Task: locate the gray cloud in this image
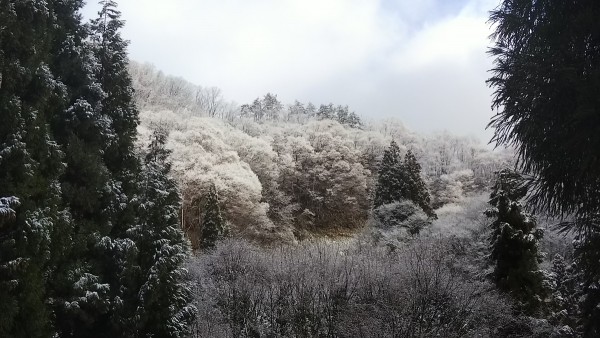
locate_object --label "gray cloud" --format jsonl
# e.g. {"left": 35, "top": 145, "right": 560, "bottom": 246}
{"left": 83, "top": 0, "right": 500, "bottom": 141}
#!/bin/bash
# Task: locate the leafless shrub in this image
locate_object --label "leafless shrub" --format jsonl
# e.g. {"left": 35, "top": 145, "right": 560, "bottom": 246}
{"left": 189, "top": 238, "right": 516, "bottom": 337}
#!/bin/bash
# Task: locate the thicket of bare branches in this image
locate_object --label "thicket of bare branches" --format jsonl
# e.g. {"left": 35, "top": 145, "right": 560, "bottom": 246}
{"left": 187, "top": 238, "right": 553, "bottom": 338}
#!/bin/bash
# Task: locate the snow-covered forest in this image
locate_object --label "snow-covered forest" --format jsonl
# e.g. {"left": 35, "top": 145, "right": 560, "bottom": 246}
{"left": 129, "top": 60, "right": 513, "bottom": 245}
{"left": 126, "top": 57, "right": 582, "bottom": 337}
{"left": 2, "top": 0, "right": 600, "bottom": 337}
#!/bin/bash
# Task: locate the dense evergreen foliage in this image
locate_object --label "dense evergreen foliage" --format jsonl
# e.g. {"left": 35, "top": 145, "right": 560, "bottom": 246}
{"left": 373, "top": 142, "right": 435, "bottom": 232}
{"left": 547, "top": 254, "right": 580, "bottom": 331}
{"left": 488, "top": 0, "right": 600, "bottom": 334}
{"left": 0, "top": 1, "right": 192, "bottom": 336}
{"left": 374, "top": 141, "right": 403, "bottom": 208}
{"left": 488, "top": 0, "right": 600, "bottom": 223}
{"left": 1, "top": 1, "right": 73, "bottom": 335}
{"left": 485, "top": 169, "right": 544, "bottom": 315}
{"left": 403, "top": 150, "right": 435, "bottom": 219}
{"left": 239, "top": 94, "right": 362, "bottom": 127}
{"left": 133, "top": 128, "right": 195, "bottom": 336}
{"left": 573, "top": 229, "right": 600, "bottom": 336}
{"left": 200, "top": 185, "right": 228, "bottom": 249}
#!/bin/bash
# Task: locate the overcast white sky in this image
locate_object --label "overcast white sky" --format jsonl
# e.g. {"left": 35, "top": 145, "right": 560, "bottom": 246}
{"left": 82, "top": 0, "right": 500, "bottom": 141}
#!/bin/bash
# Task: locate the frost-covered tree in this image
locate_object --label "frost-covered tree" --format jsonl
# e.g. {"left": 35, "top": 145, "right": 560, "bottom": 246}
{"left": 262, "top": 93, "right": 283, "bottom": 121}
{"left": 547, "top": 254, "right": 579, "bottom": 331}
{"left": 431, "top": 169, "right": 476, "bottom": 209}
{"left": 90, "top": 0, "right": 140, "bottom": 189}
{"left": 200, "top": 185, "right": 228, "bottom": 249}
{"left": 2, "top": 0, "right": 194, "bottom": 335}
{"left": 240, "top": 93, "right": 282, "bottom": 121}
{"left": 374, "top": 141, "right": 404, "bottom": 208}
{"left": 0, "top": 1, "right": 72, "bottom": 335}
{"left": 196, "top": 86, "right": 223, "bottom": 117}
{"left": 0, "top": 197, "right": 19, "bottom": 226}
{"left": 372, "top": 201, "right": 429, "bottom": 235}
{"left": 334, "top": 105, "right": 362, "bottom": 128}
{"left": 488, "top": 1, "right": 600, "bottom": 332}
{"left": 150, "top": 115, "right": 277, "bottom": 243}
{"left": 45, "top": 0, "right": 145, "bottom": 334}
{"left": 240, "top": 98, "right": 262, "bottom": 121}
{"left": 485, "top": 169, "right": 544, "bottom": 315}
{"left": 88, "top": 3, "right": 152, "bottom": 330}
{"left": 372, "top": 142, "right": 431, "bottom": 233}
{"left": 335, "top": 105, "right": 350, "bottom": 124}
{"left": 345, "top": 111, "right": 362, "bottom": 129}
{"left": 305, "top": 102, "right": 316, "bottom": 118}
{"left": 88, "top": 6, "right": 148, "bottom": 331}
{"left": 287, "top": 100, "right": 306, "bottom": 122}
{"left": 572, "top": 227, "right": 600, "bottom": 337}
{"left": 431, "top": 176, "right": 461, "bottom": 209}
{"left": 0, "top": 1, "right": 202, "bottom": 336}
{"left": 403, "top": 150, "right": 436, "bottom": 219}
{"left": 132, "top": 128, "right": 196, "bottom": 337}
{"left": 317, "top": 103, "right": 335, "bottom": 120}
{"left": 272, "top": 120, "right": 370, "bottom": 230}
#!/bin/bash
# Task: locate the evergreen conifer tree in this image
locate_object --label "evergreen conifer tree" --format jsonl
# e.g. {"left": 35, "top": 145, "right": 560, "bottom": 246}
{"left": 0, "top": 2, "right": 71, "bottom": 335}
{"left": 488, "top": 1, "right": 600, "bottom": 332}
{"left": 85, "top": 2, "right": 147, "bottom": 332}
{"left": 485, "top": 169, "right": 545, "bottom": 315}
{"left": 90, "top": 0, "right": 141, "bottom": 228}
{"left": 374, "top": 144, "right": 434, "bottom": 221}
{"left": 200, "top": 184, "right": 228, "bottom": 249}
{"left": 316, "top": 103, "right": 335, "bottom": 120}
{"left": 403, "top": 150, "right": 436, "bottom": 219}
{"left": 0, "top": 197, "right": 19, "bottom": 226}
{"left": 547, "top": 254, "right": 579, "bottom": 330}
{"left": 1, "top": 1, "right": 195, "bottom": 335}
{"left": 373, "top": 141, "right": 404, "bottom": 208}
{"left": 42, "top": 0, "right": 140, "bottom": 334}
{"left": 132, "top": 128, "right": 196, "bottom": 337}
{"left": 346, "top": 111, "right": 362, "bottom": 129}
{"left": 573, "top": 228, "right": 600, "bottom": 336}
{"left": 373, "top": 142, "right": 432, "bottom": 233}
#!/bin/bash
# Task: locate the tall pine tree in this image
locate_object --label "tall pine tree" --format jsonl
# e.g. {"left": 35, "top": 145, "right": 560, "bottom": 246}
{"left": 131, "top": 127, "right": 196, "bottom": 337}
{"left": 90, "top": 0, "right": 139, "bottom": 192}
{"left": 2, "top": 1, "right": 194, "bottom": 335}
{"left": 374, "top": 141, "right": 404, "bottom": 208}
{"left": 88, "top": 1, "right": 144, "bottom": 332}
{"left": 374, "top": 143, "right": 434, "bottom": 219}
{"left": 44, "top": 0, "right": 138, "bottom": 334}
{"left": 403, "top": 150, "right": 435, "bottom": 219}
{"left": 573, "top": 228, "right": 600, "bottom": 336}
{"left": 200, "top": 184, "right": 228, "bottom": 249}
{"left": 487, "top": 1, "right": 600, "bottom": 333}
{"left": 485, "top": 169, "right": 545, "bottom": 315}
{"left": 0, "top": 1, "right": 71, "bottom": 335}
